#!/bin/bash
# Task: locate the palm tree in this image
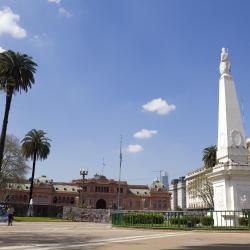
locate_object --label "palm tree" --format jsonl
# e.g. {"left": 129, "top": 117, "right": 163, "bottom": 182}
{"left": 21, "top": 129, "right": 51, "bottom": 204}
{"left": 202, "top": 145, "right": 217, "bottom": 168}
{"left": 0, "top": 50, "right": 37, "bottom": 173}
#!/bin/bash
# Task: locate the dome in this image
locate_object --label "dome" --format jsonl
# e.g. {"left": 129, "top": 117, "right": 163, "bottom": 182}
{"left": 35, "top": 175, "right": 53, "bottom": 184}
{"left": 150, "top": 179, "right": 166, "bottom": 191}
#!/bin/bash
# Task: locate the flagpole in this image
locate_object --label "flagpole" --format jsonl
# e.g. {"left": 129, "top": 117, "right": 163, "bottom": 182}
{"left": 117, "top": 135, "right": 122, "bottom": 210}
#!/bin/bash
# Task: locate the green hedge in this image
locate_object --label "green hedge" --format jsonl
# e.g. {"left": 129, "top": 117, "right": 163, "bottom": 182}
{"left": 169, "top": 216, "right": 200, "bottom": 225}
{"left": 122, "top": 213, "right": 164, "bottom": 225}
{"left": 239, "top": 217, "right": 248, "bottom": 226}
{"left": 200, "top": 216, "right": 214, "bottom": 226}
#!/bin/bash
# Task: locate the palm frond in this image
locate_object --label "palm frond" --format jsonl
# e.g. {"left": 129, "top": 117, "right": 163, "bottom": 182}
{"left": 21, "top": 129, "right": 51, "bottom": 161}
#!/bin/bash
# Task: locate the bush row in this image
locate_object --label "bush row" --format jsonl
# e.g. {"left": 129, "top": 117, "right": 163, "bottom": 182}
{"left": 169, "top": 216, "right": 214, "bottom": 226}
{"left": 120, "top": 214, "right": 248, "bottom": 227}
{"left": 122, "top": 213, "right": 164, "bottom": 224}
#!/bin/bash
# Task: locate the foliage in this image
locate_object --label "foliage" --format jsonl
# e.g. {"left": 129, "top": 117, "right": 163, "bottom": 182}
{"left": 0, "top": 50, "right": 37, "bottom": 173}
{"left": 200, "top": 216, "right": 214, "bottom": 226}
{"left": 0, "top": 135, "right": 29, "bottom": 202}
{"left": 187, "top": 169, "right": 214, "bottom": 209}
{"left": 0, "top": 50, "right": 37, "bottom": 93}
{"left": 239, "top": 217, "right": 248, "bottom": 226}
{"left": 169, "top": 216, "right": 200, "bottom": 225}
{"left": 21, "top": 130, "right": 51, "bottom": 161}
{"left": 202, "top": 145, "right": 217, "bottom": 168}
{"left": 122, "top": 213, "right": 164, "bottom": 225}
{"left": 21, "top": 129, "right": 51, "bottom": 204}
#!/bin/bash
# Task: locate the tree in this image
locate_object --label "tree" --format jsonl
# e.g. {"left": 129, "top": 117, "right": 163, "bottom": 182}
{"left": 187, "top": 169, "right": 214, "bottom": 209}
{"left": 21, "top": 129, "right": 51, "bottom": 204}
{"left": 0, "top": 50, "right": 37, "bottom": 173}
{"left": 0, "top": 135, "right": 29, "bottom": 202}
{"left": 202, "top": 145, "right": 217, "bottom": 168}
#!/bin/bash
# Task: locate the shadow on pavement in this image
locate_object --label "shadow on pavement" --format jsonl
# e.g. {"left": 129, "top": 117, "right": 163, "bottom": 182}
{"left": 163, "top": 244, "right": 250, "bottom": 250}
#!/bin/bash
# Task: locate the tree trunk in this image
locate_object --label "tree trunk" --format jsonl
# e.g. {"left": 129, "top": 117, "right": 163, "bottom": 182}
{"left": 29, "top": 151, "right": 37, "bottom": 205}
{"left": 0, "top": 91, "right": 13, "bottom": 173}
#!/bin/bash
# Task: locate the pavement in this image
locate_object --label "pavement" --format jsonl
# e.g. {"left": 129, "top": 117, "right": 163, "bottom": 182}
{"left": 0, "top": 222, "right": 250, "bottom": 250}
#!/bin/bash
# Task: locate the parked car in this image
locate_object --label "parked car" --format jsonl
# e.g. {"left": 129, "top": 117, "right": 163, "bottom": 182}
{"left": 0, "top": 204, "right": 8, "bottom": 222}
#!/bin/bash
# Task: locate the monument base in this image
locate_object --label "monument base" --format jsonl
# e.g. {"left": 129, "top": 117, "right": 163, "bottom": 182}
{"left": 209, "top": 163, "right": 250, "bottom": 226}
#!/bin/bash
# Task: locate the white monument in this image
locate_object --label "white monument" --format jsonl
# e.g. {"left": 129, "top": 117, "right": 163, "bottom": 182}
{"left": 210, "top": 48, "right": 250, "bottom": 226}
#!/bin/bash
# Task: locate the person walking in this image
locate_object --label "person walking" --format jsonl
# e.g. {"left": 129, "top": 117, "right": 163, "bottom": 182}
{"left": 7, "top": 206, "right": 14, "bottom": 226}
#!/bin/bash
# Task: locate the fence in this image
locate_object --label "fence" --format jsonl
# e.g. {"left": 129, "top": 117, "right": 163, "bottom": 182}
{"left": 63, "top": 207, "right": 111, "bottom": 223}
{"left": 0, "top": 203, "right": 63, "bottom": 217}
{"left": 112, "top": 210, "right": 250, "bottom": 230}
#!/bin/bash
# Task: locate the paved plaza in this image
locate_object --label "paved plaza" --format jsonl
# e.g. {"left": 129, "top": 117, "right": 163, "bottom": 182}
{"left": 0, "top": 222, "right": 250, "bottom": 250}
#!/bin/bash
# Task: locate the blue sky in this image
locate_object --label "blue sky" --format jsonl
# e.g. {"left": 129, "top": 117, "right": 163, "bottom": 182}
{"left": 0, "top": 0, "right": 250, "bottom": 184}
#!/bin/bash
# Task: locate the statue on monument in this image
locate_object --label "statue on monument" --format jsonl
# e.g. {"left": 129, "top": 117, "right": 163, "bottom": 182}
{"left": 219, "top": 48, "right": 231, "bottom": 76}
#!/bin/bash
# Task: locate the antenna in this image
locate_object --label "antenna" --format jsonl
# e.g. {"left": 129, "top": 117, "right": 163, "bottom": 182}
{"left": 152, "top": 170, "right": 164, "bottom": 180}
{"left": 102, "top": 157, "right": 106, "bottom": 176}
{"left": 117, "top": 135, "right": 123, "bottom": 210}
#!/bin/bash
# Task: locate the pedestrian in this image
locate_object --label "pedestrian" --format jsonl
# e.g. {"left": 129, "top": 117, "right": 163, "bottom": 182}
{"left": 7, "top": 206, "right": 14, "bottom": 226}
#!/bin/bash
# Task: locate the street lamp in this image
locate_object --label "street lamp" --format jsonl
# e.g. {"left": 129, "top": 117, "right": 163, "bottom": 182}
{"left": 80, "top": 168, "right": 88, "bottom": 207}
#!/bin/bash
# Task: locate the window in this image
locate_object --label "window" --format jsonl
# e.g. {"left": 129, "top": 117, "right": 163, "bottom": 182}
{"left": 117, "top": 187, "right": 123, "bottom": 193}
{"left": 144, "top": 199, "right": 149, "bottom": 208}
{"left": 157, "top": 200, "right": 162, "bottom": 209}
{"left": 129, "top": 200, "right": 133, "bottom": 209}
{"left": 95, "top": 186, "right": 109, "bottom": 193}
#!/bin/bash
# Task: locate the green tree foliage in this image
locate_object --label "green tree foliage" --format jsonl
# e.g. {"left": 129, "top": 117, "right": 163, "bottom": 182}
{"left": 202, "top": 145, "right": 217, "bottom": 168}
{"left": 21, "top": 129, "right": 51, "bottom": 204}
{"left": 0, "top": 135, "right": 29, "bottom": 202}
{"left": 0, "top": 50, "right": 37, "bottom": 173}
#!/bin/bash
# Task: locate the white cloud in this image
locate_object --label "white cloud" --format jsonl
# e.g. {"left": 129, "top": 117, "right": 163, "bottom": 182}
{"left": 48, "top": 0, "right": 61, "bottom": 4}
{"left": 0, "top": 46, "right": 6, "bottom": 53}
{"left": 134, "top": 129, "right": 158, "bottom": 139}
{"left": 30, "top": 33, "right": 53, "bottom": 47}
{"left": 127, "top": 144, "right": 143, "bottom": 153}
{"left": 142, "top": 98, "right": 176, "bottom": 115}
{"left": 58, "top": 7, "right": 71, "bottom": 17}
{"left": 0, "top": 7, "right": 27, "bottom": 39}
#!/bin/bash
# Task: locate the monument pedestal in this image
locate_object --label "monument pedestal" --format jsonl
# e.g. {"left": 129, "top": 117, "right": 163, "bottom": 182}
{"left": 209, "top": 163, "right": 250, "bottom": 226}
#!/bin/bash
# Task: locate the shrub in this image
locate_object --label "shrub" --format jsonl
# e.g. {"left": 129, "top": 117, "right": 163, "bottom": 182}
{"left": 169, "top": 216, "right": 200, "bottom": 226}
{"left": 201, "top": 216, "right": 214, "bottom": 226}
{"left": 122, "top": 213, "right": 164, "bottom": 225}
{"left": 239, "top": 217, "right": 248, "bottom": 226}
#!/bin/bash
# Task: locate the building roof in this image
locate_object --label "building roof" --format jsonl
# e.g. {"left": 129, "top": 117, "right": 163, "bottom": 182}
{"left": 53, "top": 185, "right": 78, "bottom": 193}
{"left": 7, "top": 183, "right": 30, "bottom": 191}
{"left": 185, "top": 166, "right": 212, "bottom": 179}
{"left": 35, "top": 175, "right": 53, "bottom": 184}
{"left": 129, "top": 188, "right": 150, "bottom": 196}
{"left": 150, "top": 179, "right": 166, "bottom": 191}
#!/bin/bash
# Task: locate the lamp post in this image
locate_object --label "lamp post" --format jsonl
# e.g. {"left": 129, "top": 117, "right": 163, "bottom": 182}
{"left": 80, "top": 168, "right": 88, "bottom": 207}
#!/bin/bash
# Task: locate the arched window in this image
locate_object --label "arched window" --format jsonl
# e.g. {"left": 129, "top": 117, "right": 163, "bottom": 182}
{"left": 23, "top": 195, "right": 28, "bottom": 203}
{"left": 53, "top": 196, "right": 57, "bottom": 203}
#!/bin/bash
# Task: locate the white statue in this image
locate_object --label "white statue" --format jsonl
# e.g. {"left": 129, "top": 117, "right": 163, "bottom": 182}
{"left": 220, "top": 48, "right": 231, "bottom": 75}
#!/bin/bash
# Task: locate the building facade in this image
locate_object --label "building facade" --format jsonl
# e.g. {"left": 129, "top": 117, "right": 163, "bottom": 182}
{"left": 73, "top": 174, "right": 171, "bottom": 210}
{"left": 160, "top": 171, "right": 169, "bottom": 190}
{"left": 169, "top": 176, "right": 186, "bottom": 210}
{"left": 1, "top": 174, "right": 171, "bottom": 214}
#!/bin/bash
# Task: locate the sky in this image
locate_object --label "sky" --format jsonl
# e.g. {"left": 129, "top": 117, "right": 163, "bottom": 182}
{"left": 0, "top": 0, "right": 250, "bottom": 185}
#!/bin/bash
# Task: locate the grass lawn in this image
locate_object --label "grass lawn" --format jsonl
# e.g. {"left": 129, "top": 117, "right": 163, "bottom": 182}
{"left": 14, "top": 217, "right": 66, "bottom": 222}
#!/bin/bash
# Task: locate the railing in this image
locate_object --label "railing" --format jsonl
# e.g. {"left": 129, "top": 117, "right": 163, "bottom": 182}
{"left": 112, "top": 210, "right": 250, "bottom": 230}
